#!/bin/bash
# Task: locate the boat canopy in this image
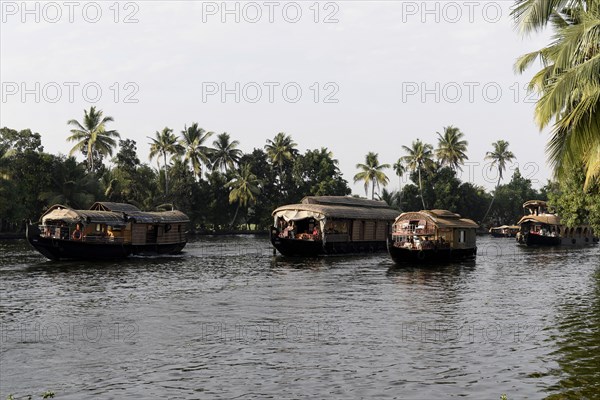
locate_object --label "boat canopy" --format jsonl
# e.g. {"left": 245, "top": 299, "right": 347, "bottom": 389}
{"left": 272, "top": 196, "right": 399, "bottom": 228}
{"left": 517, "top": 214, "right": 560, "bottom": 226}
{"left": 393, "top": 210, "right": 479, "bottom": 229}
{"left": 40, "top": 204, "right": 189, "bottom": 226}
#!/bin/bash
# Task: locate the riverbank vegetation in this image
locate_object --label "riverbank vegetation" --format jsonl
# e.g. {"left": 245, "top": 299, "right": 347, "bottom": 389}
{"left": 1, "top": 117, "right": 553, "bottom": 234}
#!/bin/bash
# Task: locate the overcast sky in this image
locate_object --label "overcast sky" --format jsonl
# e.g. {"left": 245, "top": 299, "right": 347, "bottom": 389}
{"left": 1, "top": 1, "right": 553, "bottom": 195}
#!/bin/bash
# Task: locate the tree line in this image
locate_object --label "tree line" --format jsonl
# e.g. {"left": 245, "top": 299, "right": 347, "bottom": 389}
{"left": 5, "top": 107, "right": 592, "bottom": 234}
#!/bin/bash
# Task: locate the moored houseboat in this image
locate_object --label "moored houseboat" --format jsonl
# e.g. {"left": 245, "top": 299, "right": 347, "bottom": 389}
{"left": 26, "top": 202, "right": 189, "bottom": 260}
{"left": 489, "top": 225, "right": 520, "bottom": 238}
{"left": 516, "top": 200, "right": 598, "bottom": 246}
{"left": 270, "top": 196, "right": 399, "bottom": 256}
{"left": 388, "top": 210, "right": 478, "bottom": 264}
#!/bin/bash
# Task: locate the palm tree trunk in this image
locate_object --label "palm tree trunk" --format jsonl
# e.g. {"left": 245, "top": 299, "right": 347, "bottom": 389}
{"left": 230, "top": 204, "right": 240, "bottom": 227}
{"left": 163, "top": 152, "right": 169, "bottom": 196}
{"left": 482, "top": 174, "right": 501, "bottom": 224}
{"left": 398, "top": 175, "right": 403, "bottom": 211}
{"left": 418, "top": 167, "right": 426, "bottom": 209}
{"left": 371, "top": 180, "right": 376, "bottom": 200}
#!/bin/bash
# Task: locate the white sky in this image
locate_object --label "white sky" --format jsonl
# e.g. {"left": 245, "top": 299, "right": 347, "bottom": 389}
{"left": 0, "top": 1, "right": 553, "bottom": 195}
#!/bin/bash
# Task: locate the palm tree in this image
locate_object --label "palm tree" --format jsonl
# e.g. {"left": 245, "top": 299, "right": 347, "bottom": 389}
{"left": 482, "top": 140, "right": 516, "bottom": 223}
{"left": 227, "top": 164, "right": 261, "bottom": 227}
{"left": 436, "top": 126, "right": 469, "bottom": 171}
{"left": 148, "top": 127, "right": 183, "bottom": 196}
{"left": 264, "top": 132, "right": 297, "bottom": 183}
{"left": 393, "top": 159, "right": 406, "bottom": 210}
{"left": 513, "top": 0, "right": 600, "bottom": 188}
{"left": 401, "top": 140, "right": 434, "bottom": 209}
{"left": 180, "top": 123, "right": 213, "bottom": 179}
{"left": 353, "top": 152, "right": 390, "bottom": 199}
{"left": 67, "top": 106, "right": 120, "bottom": 172}
{"left": 211, "top": 132, "right": 243, "bottom": 173}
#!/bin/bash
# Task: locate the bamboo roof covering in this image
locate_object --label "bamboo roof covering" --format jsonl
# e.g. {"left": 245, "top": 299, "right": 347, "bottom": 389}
{"left": 90, "top": 202, "right": 141, "bottom": 212}
{"left": 394, "top": 210, "right": 479, "bottom": 229}
{"left": 300, "top": 196, "right": 392, "bottom": 209}
{"left": 517, "top": 214, "right": 561, "bottom": 226}
{"left": 40, "top": 204, "right": 189, "bottom": 225}
{"left": 273, "top": 200, "right": 400, "bottom": 221}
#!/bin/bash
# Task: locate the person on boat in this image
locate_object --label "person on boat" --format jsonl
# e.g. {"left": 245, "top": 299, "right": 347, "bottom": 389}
{"left": 72, "top": 224, "right": 83, "bottom": 240}
{"left": 312, "top": 226, "right": 320, "bottom": 239}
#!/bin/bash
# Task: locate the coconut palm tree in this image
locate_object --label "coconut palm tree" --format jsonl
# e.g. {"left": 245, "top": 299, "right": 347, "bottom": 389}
{"left": 353, "top": 152, "right": 390, "bottom": 199}
{"left": 436, "top": 126, "right": 469, "bottom": 171}
{"left": 211, "top": 132, "right": 243, "bottom": 173}
{"left": 401, "top": 140, "right": 434, "bottom": 209}
{"left": 264, "top": 132, "right": 297, "bottom": 183}
{"left": 67, "top": 106, "right": 120, "bottom": 172}
{"left": 393, "top": 159, "right": 406, "bottom": 210}
{"left": 148, "top": 127, "right": 183, "bottom": 196}
{"left": 227, "top": 163, "right": 261, "bottom": 227}
{"left": 513, "top": 0, "right": 600, "bottom": 188}
{"left": 482, "top": 140, "right": 516, "bottom": 223}
{"left": 180, "top": 123, "right": 213, "bottom": 179}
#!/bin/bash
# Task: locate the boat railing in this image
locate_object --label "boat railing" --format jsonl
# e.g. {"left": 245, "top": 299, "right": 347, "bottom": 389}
{"left": 83, "top": 236, "right": 125, "bottom": 244}
{"left": 392, "top": 227, "right": 436, "bottom": 236}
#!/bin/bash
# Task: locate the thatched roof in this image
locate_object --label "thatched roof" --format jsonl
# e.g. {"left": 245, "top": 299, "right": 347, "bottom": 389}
{"left": 394, "top": 210, "right": 479, "bottom": 229}
{"left": 301, "top": 196, "right": 393, "bottom": 209}
{"left": 127, "top": 210, "right": 189, "bottom": 224}
{"left": 90, "top": 202, "right": 141, "bottom": 212}
{"left": 40, "top": 204, "right": 189, "bottom": 225}
{"left": 273, "top": 198, "right": 399, "bottom": 221}
{"left": 523, "top": 200, "right": 548, "bottom": 209}
{"left": 517, "top": 214, "right": 561, "bottom": 226}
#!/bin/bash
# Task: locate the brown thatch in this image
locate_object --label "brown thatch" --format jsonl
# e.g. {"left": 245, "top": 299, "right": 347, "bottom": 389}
{"left": 127, "top": 211, "right": 190, "bottom": 224}
{"left": 90, "top": 202, "right": 141, "bottom": 213}
{"left": 40, "top": 204, "right": 189, "bottom": 225}
{"left": 300, "top": 196, "right": 392, "bottom": 209}
{"left": 394, "top": 210, "right": 479, "bottom": 229}
{"left": 517, "top": 214, "right": 561, "bottom": 226}
{"left": 273, "top": 202, "right": 399, "bottom": 221}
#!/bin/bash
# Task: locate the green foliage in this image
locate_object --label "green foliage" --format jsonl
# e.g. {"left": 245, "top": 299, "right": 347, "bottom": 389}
{"left": 353, "top": 152, "right": 390, "bottom": 199}
{"left": 67, "top": 106, "right": 119, "bottom": 173}
{"left": 548, "top": 165, "right": 600, "bottom": 233}
{"left": 293, "top": 148, "right": 350, "bottom": 197}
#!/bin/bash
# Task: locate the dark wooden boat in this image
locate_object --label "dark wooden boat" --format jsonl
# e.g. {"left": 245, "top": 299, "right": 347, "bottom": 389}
{"left": 26, "top": 202, "right": 189, "bottom": 260}
{"left": 387, "top": 210, "right": 478, "bottom": 264}
{"left": 270, "top": 196, "right": 399, "bottom": 256}
{"left": 489, "top": 225, "right": 520, "bottom": 238}
{"left": 516, "top": 200, "right": 597, "bottom": 246}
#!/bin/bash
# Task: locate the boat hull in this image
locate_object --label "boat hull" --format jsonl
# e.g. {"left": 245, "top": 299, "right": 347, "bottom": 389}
{"left": 517, "top": 232, "right": 561, "bottom": 246}
{"left": 388, "top": 242, "right": 477, "bottom": 264}
{"left": 27, "top": 224, "right": 186, "bottom": 260}
{"left": 270, "top": 235, "right": 388, "bottom": 257}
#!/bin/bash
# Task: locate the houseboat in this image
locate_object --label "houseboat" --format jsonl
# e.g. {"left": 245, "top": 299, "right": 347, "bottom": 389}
{"left": 489, "top": 225, "right": 520, "bottom": 238}
{"left": 26, "top": 202, "right": 189, "bottom": 260}
{"left": 516, "top": 200, "right": 598, "bottom": 246}
{"left": 270, "top": 196, "right": 400, "bottom": 256}
{"left": 388, "top": 210, "right": 478, "bottom": 263}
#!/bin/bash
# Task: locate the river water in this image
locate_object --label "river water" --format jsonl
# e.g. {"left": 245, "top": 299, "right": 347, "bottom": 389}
{"left": 0, "top": 236, "right": 598, "bottom": 399}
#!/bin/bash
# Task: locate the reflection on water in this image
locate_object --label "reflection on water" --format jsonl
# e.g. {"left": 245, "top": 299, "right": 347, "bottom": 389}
{"left": 0, "top": 236, "right": 599, "bottom": 399}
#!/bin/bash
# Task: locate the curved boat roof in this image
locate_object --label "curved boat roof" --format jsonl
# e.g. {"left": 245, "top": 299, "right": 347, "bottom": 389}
{"left": 273, "top": 196, "right": 399, "bottom": 221}
{"left": 517, "top": 214, "right": 561, "bottom": 226}
{"left": 394, "top": 210, "right": 479, "bottom": 229}
{"left": 40, "top": 204, "right": 189, "bottom": 225}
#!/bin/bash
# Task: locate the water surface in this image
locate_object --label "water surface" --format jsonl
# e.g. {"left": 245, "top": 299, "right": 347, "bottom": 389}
{"left": 1, "top": 236, "right": 599, "bottom": 399}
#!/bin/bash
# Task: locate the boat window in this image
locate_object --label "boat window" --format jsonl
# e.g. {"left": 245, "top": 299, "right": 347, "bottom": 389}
{"left": 459, "top": 230, "right": 466, "bottom": 243}
{"left": 326, "top": 220, "right": 348, "bottom": 234}
{"left": 96, "top": 224, "right": 101, "bottom": 232}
